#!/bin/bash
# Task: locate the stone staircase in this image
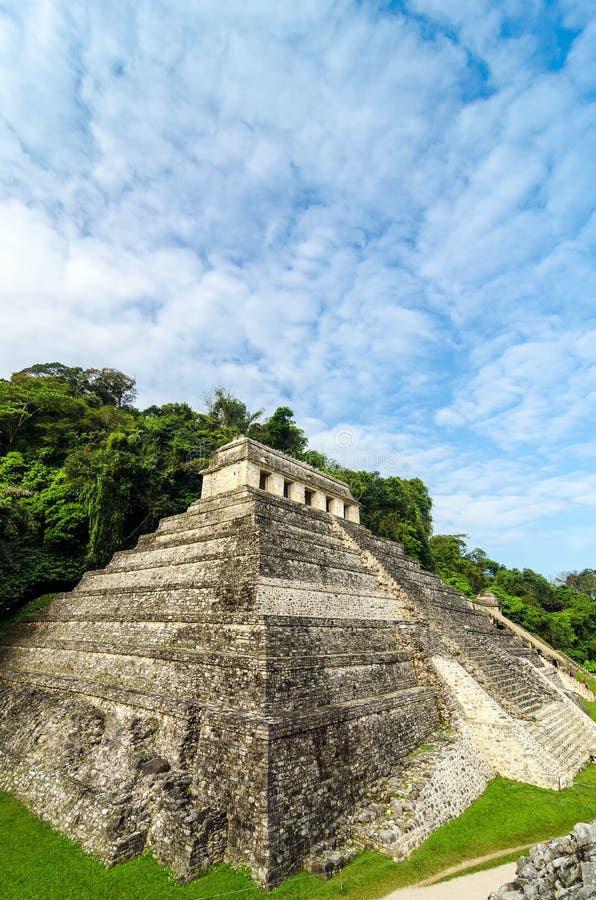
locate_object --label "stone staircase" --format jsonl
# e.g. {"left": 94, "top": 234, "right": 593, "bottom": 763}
{"left": 532, "top": 701, "right": 594, "bottom": 772}
{"left": 335, "top": 519, "right": 557, "bottom": 717}
{"left": 328, "top": 517, "right": 420, "bottom": 622}
{"left": 332, "top": 518, "right": 596, "bottom": 788}
{"left": 452, "top": 639, "right": 550, "bottom": 718}
{"left": 431, "top": 656, "right": 567, "bottom": 789}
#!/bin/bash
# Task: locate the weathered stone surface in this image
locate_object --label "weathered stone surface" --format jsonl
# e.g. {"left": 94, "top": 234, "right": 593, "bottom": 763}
{"left": 0, "top": 437, "right": 594, "bottom": 887}
{"left": 490, "top": 821, "right": 596, "bottom": 899}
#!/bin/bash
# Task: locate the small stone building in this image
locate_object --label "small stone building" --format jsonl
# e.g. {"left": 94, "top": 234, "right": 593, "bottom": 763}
{"left": 0, "top": 437, "right": 594, "bottom": 886}
{"left": 200, "top": 435, "right": 361, "bottom": 521}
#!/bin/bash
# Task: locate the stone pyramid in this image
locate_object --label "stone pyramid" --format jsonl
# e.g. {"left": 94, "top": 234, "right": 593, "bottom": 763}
{"left": 0, "top": 437, "right": 594, "bottom": 886}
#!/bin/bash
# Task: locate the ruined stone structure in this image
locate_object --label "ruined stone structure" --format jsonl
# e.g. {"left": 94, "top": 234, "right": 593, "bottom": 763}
{"left": 490, "top": 820, "right": 596, "bottom": 899}
{"left": 0, "top": 437, "right": 594, "bottom": 887}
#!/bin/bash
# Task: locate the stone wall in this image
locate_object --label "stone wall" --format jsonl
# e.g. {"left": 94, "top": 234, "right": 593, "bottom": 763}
{"left": 265, "top": 688, "right": 438, "bottom": 884}
{"left": 350, "top": 727, "right": 493, "bottom": 860}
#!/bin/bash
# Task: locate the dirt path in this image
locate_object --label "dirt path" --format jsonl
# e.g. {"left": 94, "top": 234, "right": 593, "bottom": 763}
{"left": 382, "top": 861, "right": 517, "bottom": 899}
{"left": 381, "top": 844, "right": 533, "bottom": 899}
{"left": 415, "top": 842, "right": 533, "bottom": 886}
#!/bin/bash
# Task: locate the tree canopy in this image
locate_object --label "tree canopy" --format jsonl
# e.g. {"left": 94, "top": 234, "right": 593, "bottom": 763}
{"left": 428, "top": 536, "right": 595, "bottom": 670}
{"left": 0, "top": 362, "right": 593, "bottom": 670}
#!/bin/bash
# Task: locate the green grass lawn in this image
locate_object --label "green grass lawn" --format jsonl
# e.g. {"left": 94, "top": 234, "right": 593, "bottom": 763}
{"left": 583, "top": 677, "right": 596, "bottom": 723}
{"left": 1, "top": 765, "right": 595, "bottom": 900}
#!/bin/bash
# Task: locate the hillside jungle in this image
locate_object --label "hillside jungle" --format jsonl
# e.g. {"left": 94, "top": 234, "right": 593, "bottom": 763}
{"left": 1, "top": 363, "right": 594, "bottom": 670}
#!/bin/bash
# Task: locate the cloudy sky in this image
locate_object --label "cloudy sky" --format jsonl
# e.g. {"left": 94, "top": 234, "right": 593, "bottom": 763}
{"left": 1, "top": 0, "right": 595, "bottom": 577}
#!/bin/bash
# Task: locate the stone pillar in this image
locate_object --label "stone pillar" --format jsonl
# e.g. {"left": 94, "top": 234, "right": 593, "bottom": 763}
{"left": 328, "top": 497, "right": 345, "bottom": 518}
{"left": 311, "top": 490, "right": 327, "bottom": 511}
{"left": 345, "top": 504, "right": 360, "bottom": 524}
{"left": 245, "top": 460, "right": 261, "bottom": 489}
{"left": 201, "top": 475, "right": 214, "bottom": 498}
{"left": 267, "top": 472, "right": 285, "bottom": 497}
{"left": 288, "top": 482, "right": 305, "bottom": 503}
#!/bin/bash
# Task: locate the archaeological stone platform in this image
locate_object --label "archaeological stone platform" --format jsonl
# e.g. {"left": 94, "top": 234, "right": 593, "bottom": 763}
{"left": 0, "top": 437, "right": 594, "bottom": 886}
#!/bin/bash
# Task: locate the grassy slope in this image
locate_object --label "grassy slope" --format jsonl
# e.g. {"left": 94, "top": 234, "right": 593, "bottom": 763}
{"left": 1, "top": 766, "right": 595, "bottom": 900}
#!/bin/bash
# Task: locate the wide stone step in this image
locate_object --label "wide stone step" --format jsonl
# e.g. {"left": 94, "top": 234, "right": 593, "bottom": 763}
{"left": 105, "top": 534, "right": 254, "bottom": 574}
{"left": 0, "top": 644, "right": 269, "bottom": 710}
{"left": 259, "top": 557, "right": 392, "bottom": 593}
{"left": 145, "top": 516, "right": 256, "bottom": 550}
{"left": 6, "top": 617, "right": 409, "bottom": 656}
{"left": 544, "top": 728, "right": 590, "bottom": 762}
{"left": 468, "top": 661, "right": 546, "bottom": 693}
{"left": 35, "top": 584, "right": 258, "bottom": 622}
{"left": 0, "top": 632, "right": 412, "bottom": 669}
{"left": 491, "top": 683, "right": 543, "bottom": 704}
{"left": 150, "top": 493, "right": 256, "bottom": 534}
{"left": 260, "top": 524, "right": 364, "bottom": 560}
{"left": 485, "top": 679, "right": 543, "bottom": 703}
{"left": 534, "top": 707, "right": 593, "bottom": 752}
{"left": 508, "top": 690, "right": 544, "bottom": 708}
{"left": 126, "top": 536, "right": 258, "bottom": 570}
{"left": 475, "top": 679, "right": 544, "bottom": 714}
{"left": 480, "top": 679, "right": 523, "bottom": 696}
{"left": 0, "top": 667, "right": 198, "bottom": 717}
{"left": 77, "top": 553, "right": 259, "bottom": 593}
{"left": 536, "top": 717, "right": 580, "bottom": 746}
{"left": 475, "top": 665, "right": 522, "bottom": 680}
{"left": 3, "top": 619, "right": 268, "bottom": 655}
{"left": 260, "top": 538, "right": 365, "bottom": 572}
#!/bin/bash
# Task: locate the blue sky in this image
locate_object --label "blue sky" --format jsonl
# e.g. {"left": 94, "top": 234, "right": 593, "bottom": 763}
{"left": 1, "top": 0, "right": 595, "bottom": 578}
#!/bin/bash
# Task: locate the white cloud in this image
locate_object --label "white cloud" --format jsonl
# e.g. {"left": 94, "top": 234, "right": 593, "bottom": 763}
{"left": 0, "top": 1, "right": 595, "bottom": 575}
{"left": 435, "top": 328, "right": 596, "bottom": 449}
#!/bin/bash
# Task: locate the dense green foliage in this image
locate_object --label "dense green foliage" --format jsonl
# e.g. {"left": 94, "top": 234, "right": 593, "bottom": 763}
{"left": 1, "top": 767, "right": 595, "bottom": 898}
{"left": 0, "top": 366, "right": 431, "bottom": 617}
{"left": 0, "top": 362, "right": 593, "bottom": 668}
{"left": 0, "top": 373, "right": 272, "bottom": 611}
{"left": 429, "top": 535, "right": 595, "bottom": 669}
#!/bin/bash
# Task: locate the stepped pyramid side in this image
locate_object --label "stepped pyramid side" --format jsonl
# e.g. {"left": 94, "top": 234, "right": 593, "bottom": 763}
{"left": 245, "top": 490, "right": 441, "bottom": 882}
{"left": 0, "top": 436, "right": 594, "bottom": 885}
{"left": 0, "top": 438, "right": 441, "bottom": 886}
{"left": 337, "top": 519, "right": 596, "bottom": 790}
{"left": 0, "top": 487, "right": 273, "bottom": 876}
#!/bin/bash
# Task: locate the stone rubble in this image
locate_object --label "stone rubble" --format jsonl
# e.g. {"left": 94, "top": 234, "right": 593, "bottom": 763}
{"left": 489, "top": 820, "right": 596, "bottom": 900}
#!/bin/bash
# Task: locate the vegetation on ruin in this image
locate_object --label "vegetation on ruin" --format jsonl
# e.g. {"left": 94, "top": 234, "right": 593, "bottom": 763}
{"left": 0, "top": 363, "right": 594, "bottom": 668}
{"left": 1, "top": 766, "right": 594, "bottom": 898}
{"left": 427, "top": 535, "right": 596, "bottom": 670}
{"left": 583, "top": 677, "right": 596, "bottom": 722}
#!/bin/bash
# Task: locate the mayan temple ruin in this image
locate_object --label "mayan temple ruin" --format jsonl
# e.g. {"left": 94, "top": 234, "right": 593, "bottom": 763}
{"left": 0, "top": 436, "right": 594, "bottom": 886}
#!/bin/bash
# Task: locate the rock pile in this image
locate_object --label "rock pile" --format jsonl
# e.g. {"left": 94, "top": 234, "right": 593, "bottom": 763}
{"left": 349, "top": 728, "right": 491, "bottom": 860}
{"left": 305, "top": 725, "right": 492, "bottom": 874}
{"left": 489, "top": 820, "right": 596, "bottom": 899}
